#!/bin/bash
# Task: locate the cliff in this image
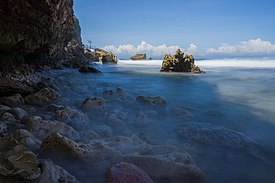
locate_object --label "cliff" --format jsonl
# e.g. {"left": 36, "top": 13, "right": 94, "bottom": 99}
{"left": 0, "top": 0, "right": 86, "bottom": 71}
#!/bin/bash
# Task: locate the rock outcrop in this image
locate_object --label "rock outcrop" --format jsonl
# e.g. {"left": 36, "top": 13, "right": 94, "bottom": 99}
{"left": 90, "top": 48, "right": 118, "bottom": 64}
{"left": 160, "top": 49, "right": 204, "bottom": 73}
{"left": 0, "top": 0, "right": 74, "bottom": 65}
{"left": 130, "top": 54, "right": 147, "bottom": 60}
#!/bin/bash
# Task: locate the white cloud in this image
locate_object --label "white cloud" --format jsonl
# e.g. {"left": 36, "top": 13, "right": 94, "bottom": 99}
{"left": 207, "top": 39, "right": 275, "bottom": 55}
{"left": 102, "top": 41, "right": 186, "bottom": 58}
{"left": 187, "top": 43, "right": 198, "bottom": 53}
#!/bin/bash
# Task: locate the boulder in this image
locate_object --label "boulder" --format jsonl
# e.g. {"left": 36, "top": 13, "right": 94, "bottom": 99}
{"left": 107, "top": 162, "right": 154, "bottom": 183}
{"left": 38, "top": 159, "right": 79, "bottom": 183}
{"left": 0, "top": 136, "right": 41, "bottom": 180}
{"left": 13, "top": 129, "right": 41, "bottom": 152}
{"left": 136, "top": 96, "right": 166, "bottom": 106}
{"left": 81, "top": 97, "right": 106, "bottom": 112}
{"left": 55, "top": 106, "right": 89, "bottom": 131}
{"left": 25, "top": 88, "right": 61, "bottom": 106}
{"left": 0, "top": 112, "right": 18, "bottom": 125}
{"left": 0, "top": 121, "right": 7, "bottom": 138}
{"left": 0, "top": 105, "right": 11, "bottom": 112}
{"left": 79, "top": 65, "right": 102, "bottom": 73}
{"left": 0, "top": 78, "right": 33, "bottom": 97}
{"left": 0, "top": 93, "right": 24, "bottom": 107}
{"left": 10, "top": 107, "right": 28, "bottom": 120}
{"left": 22, "top": 116, "right": 80, "bottom": 140}
{"left": 130, "top": 54, "right": 147, "bottom": 60}
{"left": 160, "top": 49, "right": 204, "bottom": 73}
{"left": 176, "top": 122, "right": 259, "bottom": 150}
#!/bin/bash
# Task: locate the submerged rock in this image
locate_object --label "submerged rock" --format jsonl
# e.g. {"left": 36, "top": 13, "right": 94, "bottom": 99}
{"left": 130, "top": 54, "right": 147, "bottom": 60}
{"left": 79, "top": 65, "right": 102, "bottom": 73}
{"left": 136, "top": 96, "right": 166, "bottom": 107}
{"left": 176, "top": 122, "right": 258, "bottom": 150}
{"left": 107, "top": 162, "right": 154, "bottom": 183}
{"left": 81, "top": 97, "right": 106, "bottom": 112}
{"left": 38, "top": 159, "right": 79, "bottom": 183}
{"left": 25, "top": 88, "right": 61, "bottom": 106}
{"left": 160, "top": 49, "right": 204, "bottom": 73}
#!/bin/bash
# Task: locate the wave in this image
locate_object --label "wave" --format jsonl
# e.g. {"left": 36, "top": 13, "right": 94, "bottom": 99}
{"left": 118, "top": 59, "right": 275, "bottom": 68}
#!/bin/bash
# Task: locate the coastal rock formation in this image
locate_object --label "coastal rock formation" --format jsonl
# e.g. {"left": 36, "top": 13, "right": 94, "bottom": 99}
{"left": 90, "top": 48, "right": 118, "bottom": 64}
{"left": 0, "top": 93, "right": 25, "bottom": 107}
{"left": 39, "top": 160, "right": 79, "bottom": 183}
{"left": 160, "top": 49, "right": 204, "bottom": 73}
{"left": 0, "top": 136, "right": 41, "bottom": 181}
{"left": 130, "top": 54, "right": 147, "bottom": 60}
{"left": 176, "top": 122, "right": 259, "bottom": 150}
{"left": 22, "top": 116, "right": 80, "bottom": 140}
{"left": 136, "top": 96, "right": 166, "bottom": 107}
{"left": 81, "top": 97, "right": 106, "bottom": 112}
{"left": 79, "top": 65, "right": 102, "bottom": 73}
{"left": 0, "top": 0, "right": 74, "bottom": 65}
{"left": 40, "top": 134, "right": 206, "bottom": 183}
{"left": 0, "top": 79, "right": 34, "bottom": 97}
{"left": 25, "top": 88, "right": 61, "bottom": 106}
{"left": 13, "top": 129, "right": 41, "bottom": 152}
{"left": 107, "top": 162, "right": 155, "bottom": 183}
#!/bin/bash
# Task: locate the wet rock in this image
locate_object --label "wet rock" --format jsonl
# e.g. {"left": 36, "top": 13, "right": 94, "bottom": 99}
{"left": 160, "top": 49, "right": 204, "bottom": 73}
{"left": 25, "top": 88, "right": 61, "bottom": 106}
{"left": 170, "top": 107, "right": 193, "bottom": 120}
{"left": 40, "top": 133, "right": 97, "bottom": 161}
{"left": 130, "top": 54, "right": 147, "bottom": 60}
{"left": 91, "top": 48, "right": 118, "bottom": 64}
{"left": 13, "top": 129, "right": 41, "bottom": 152}
{"left": 0, "top": 121, "right": 7, "bottom": 138}
{"left": 95, "top": 125, "right": 113, "bottom": 138}
{"left": 10, "top": 107, "right": 28, "bottom": 120}
{"left": 132, "top": 111, "right": 150, "bottom": 128}
{"left": 107, "top": 162, "right": 154, "bottom": 183}
{"left": 0, "top": 112, "right": 18, "bottom": 125}
{"left": 0, "top": 105, "right": 11, "bottom": 112}
{"left": 23, "top": 116, "right": 80, "bottom": 141}
{"left": 81, "top": 97, "right": 106, "bottom": 112}
{"left": 106, "top": 111, "right": 127, "bottom": 128}
{"left": 38, "top": 159, "right": 79, "bottom": 183}
{"left": 0, "top": 78, "right": 33, "bottom": 96}
{"left": 55, "top": 106, "right": 89, "bottom": 131}
{"left": 103, "top": 87, "right": 133, "bottom": 102}
{"left": 0, "top": 136, "right": 41, "bottom": 180}
{"left": 79, "top": 65, "right": 102, "bottom": 73}
{"left": 136, "top": 96, "right": 166, "bottom": 106}
{"left": 0, "top": 94, "right": 24, "bottom": 107}
{"left": 177, "top": 122, "right": 258, "bottom": 150}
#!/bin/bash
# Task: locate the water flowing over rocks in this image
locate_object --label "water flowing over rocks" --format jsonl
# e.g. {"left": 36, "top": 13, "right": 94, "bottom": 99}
{"left": 176, "top": 122, "right": 259, "bottom": 150}
{"left": 38, "top": 160, "right": 79, "bottom": 183}
{"left": 160, "top": 49, "right": 204, "bottom": 73}
{"left": 107, "top": 162, "right": 155, "bottom": 183}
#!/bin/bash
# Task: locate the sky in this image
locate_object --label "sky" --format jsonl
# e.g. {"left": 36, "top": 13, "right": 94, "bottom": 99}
{"left": 74, "top": 0, "right": 275, "bottom": 58}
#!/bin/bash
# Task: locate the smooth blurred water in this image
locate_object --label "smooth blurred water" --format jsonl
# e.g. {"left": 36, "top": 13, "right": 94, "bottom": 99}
{"left": 48, "top": 59, "right": 275, "bottom": 183}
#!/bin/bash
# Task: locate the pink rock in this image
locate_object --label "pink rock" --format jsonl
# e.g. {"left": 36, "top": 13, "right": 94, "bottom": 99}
{"left": 107, "top": 162, "right": 155, "bottom": 183}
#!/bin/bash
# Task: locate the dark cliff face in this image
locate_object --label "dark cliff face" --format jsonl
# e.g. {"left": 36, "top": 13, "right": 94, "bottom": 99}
{"left": 0, "top": 0, "right": 74, "bottom": 63}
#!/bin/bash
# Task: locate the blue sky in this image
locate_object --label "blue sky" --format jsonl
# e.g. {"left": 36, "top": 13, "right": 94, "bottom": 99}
{"left": 74, "top": 0, "right": 275, "bottom": 58}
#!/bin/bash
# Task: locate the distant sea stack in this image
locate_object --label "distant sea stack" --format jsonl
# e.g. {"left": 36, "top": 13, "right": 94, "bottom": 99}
{"left": 160, "top": 49, "right": 204, "bottom": 73}
{"left": 90, "top": 48, "right": 118, "bottom": 64}
{"left": 130, "top": 54, "right": 147, "bottom": 60}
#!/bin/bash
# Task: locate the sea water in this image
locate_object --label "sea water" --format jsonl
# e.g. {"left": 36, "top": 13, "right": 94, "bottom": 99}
{"left": 47, "top": 59, "right": 275, "bottom": 183}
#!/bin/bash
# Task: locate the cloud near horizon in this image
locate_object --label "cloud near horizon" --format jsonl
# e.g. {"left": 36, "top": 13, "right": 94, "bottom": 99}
{"left": 102, "top": 39, "right": 275, "bottom": 58}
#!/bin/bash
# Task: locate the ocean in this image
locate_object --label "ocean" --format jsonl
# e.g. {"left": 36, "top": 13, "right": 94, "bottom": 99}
{"left": 47, "top": 59, "right": 275, "bottom": 183}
